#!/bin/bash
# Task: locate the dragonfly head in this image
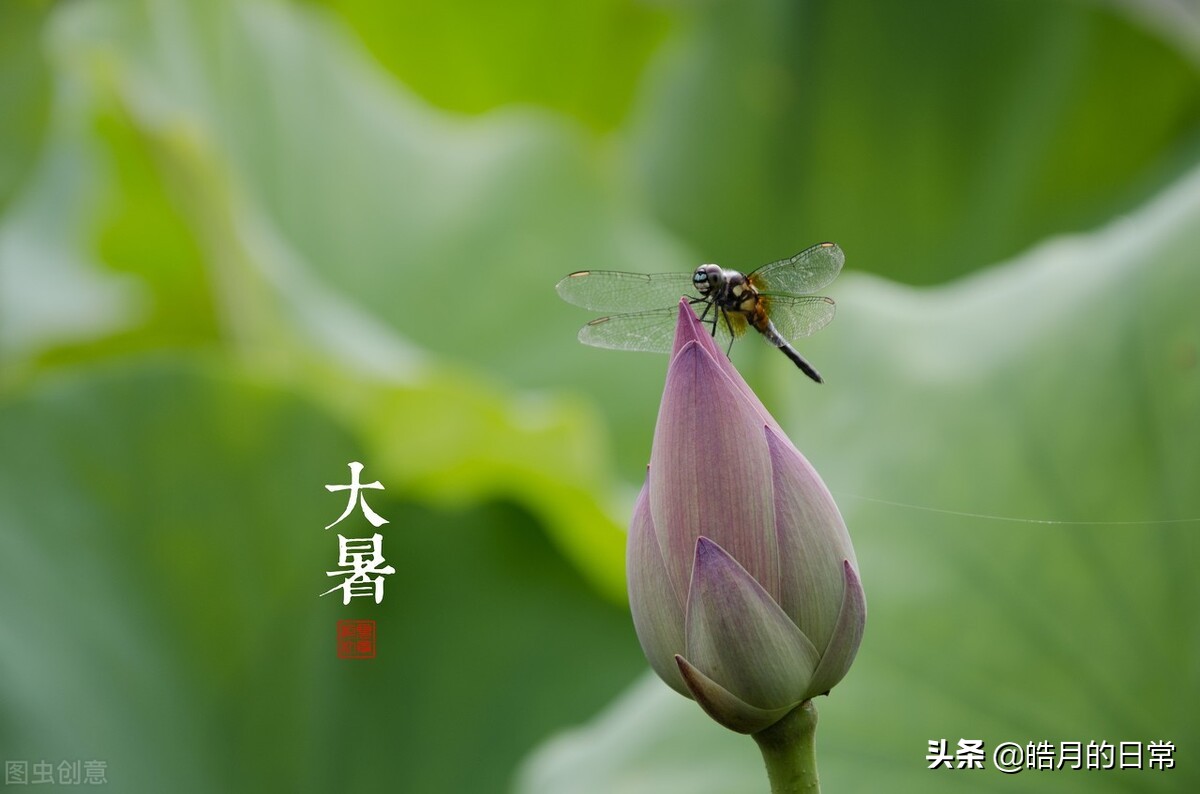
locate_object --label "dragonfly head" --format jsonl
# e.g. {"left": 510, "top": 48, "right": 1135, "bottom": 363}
{"left": 693, "top": 264, "right": 725, "bottom": 296}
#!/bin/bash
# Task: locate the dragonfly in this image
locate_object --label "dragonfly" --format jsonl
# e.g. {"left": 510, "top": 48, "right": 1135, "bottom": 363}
{"left": 556, "top": 242, "right": 844, "bottom": 383}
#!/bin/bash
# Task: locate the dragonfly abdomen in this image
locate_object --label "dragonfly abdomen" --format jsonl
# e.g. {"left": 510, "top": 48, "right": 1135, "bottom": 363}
{"left": 758, "top": 315, "right": 824, "bottom": 384}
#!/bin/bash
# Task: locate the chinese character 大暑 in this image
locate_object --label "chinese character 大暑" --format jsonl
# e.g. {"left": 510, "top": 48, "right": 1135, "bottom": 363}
{"left": 321, "top": 534, "right": 396, "bottom": 604}
{"left": 325, "top": 461, "right": 389, "bottom": 529}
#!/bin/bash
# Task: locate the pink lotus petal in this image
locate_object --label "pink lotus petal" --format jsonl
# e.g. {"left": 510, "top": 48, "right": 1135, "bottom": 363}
{"left": 806, "top": 560, "right": 867, "bottom": 699}
{"left": 675, "top": 654, "right": 795, "bottom": 735}
{"left": 650, "top": 338, "right": 780, "bottom": 601}
{"left": 765, "top": 424, "right": 856, "bottom": 650}
{"left": 670, "top": 298, "right": 785, "bottom": 435}
{"left": 684, "top": 538, "right": 819, "bottom": 709}
{"left": 627, "top": 480, "right": 688, "bottom": 696}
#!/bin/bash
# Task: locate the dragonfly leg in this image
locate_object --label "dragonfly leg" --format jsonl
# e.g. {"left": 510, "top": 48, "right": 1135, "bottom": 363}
{"left": 696, "top": 300, "right": 721, "bottom": 338}
{"left": 722, "top": 311, "right": 736, "bottom": 356}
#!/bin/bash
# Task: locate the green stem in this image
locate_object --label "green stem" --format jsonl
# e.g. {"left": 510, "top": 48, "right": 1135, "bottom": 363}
{"left": 751, "top": 700, "right": 820, "bottom": 793}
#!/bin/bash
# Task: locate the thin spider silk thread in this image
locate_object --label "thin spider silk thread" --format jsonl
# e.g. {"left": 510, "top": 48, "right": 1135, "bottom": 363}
{"left": 831, "top": 492, "right": 1200, "bottom": 527}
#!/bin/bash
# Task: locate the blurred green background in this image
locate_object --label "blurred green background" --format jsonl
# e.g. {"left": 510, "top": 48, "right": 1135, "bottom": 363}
{"left": 2, "top": 0, "right": 1198, "bottom": 792}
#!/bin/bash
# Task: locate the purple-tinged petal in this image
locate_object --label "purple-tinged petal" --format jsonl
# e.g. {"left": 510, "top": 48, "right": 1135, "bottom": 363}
{"left": 670, "top": 299, "right": 784, "bottom": 435}
{"left": 806, "top": 561, "right": 867, "bottom": 699}
{"left": 684, "top": 538, "right": 819, "bottom": 709}
{"left": 675, "top": 655, "right": 795, "bottom": 735}
{"left": 650, "top": 338, "right": 780, "bottom": 603}
{"left": 627, "top": 480, "right": 688, "bottom": 696}
{"left": 765, "top": 424, "right": 856, "bottom": 649}
{"left": 670, "top": 296, "right": 723, "bottom": 362}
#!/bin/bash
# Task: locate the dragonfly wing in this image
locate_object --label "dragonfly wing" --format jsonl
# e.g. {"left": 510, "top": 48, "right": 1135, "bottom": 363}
{"left": 580, "top": 303, "right": 743, "bottom": 354}
{"left": 749, "top": 242, "right": 845, "bottom": 296}
{"left": 556, "top": 270, "right": 696, "bottom": 312}
{"left": 577, "top": 306, "right": 680, "bottom": 353}
{"left": 762, "top": 295, "right": 836, "bottom": 341}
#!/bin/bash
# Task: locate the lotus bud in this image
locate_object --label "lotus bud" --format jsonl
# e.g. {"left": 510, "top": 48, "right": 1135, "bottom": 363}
{"left": 627, "top": 299, "right": 866, "bottom": 735}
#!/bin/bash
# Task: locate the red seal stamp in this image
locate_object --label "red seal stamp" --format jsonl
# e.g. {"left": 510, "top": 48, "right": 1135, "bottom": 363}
{"left": 336, "top": 619, "right": 376, "bottom": 659}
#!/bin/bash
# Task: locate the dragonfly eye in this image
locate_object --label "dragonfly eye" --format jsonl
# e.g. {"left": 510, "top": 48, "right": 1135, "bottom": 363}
{"left": 693, "top": 265, "right": 721, "bottom": 295}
